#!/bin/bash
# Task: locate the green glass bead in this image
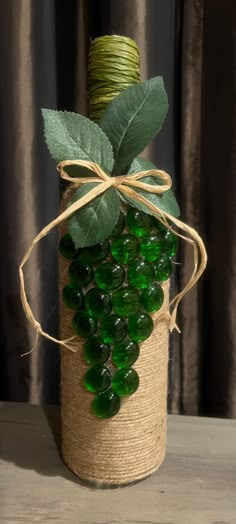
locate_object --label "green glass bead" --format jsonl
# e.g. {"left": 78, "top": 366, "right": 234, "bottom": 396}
{"left": 112, "top": 287, "right": 140, "bottom": 317}
{"left": 79, "top": 240, "right": 110, "bottom": 264}
{"left": 72, "top": 311, "right": 97, "bottom": 338}
{"left": 127, "top": 260, "right": 154, "bottom": 289}
{"left": 126, "top": 207, "right": 152, "bottom": 237}
{"left": 59, "top": 233, "right": 79, "bottom": 260}
{"left": 100, "top": 315, "right": 127, "bottom": 344}
{"left": 155, "top": 255, "right": 172, "bottom": 282}
{"left": 112, "top": 368, "right": 139, "bottom": 397}
{"left": 68, "top": 260, "right": 93, "bottom": 287}
{"left": 112, "top": 339, "right": 140, "bottom": 369}
{"left": 164, "top": 230, "right": 178, "bottom": 258}
{"left": 128, "top": 313, "right": 153, "bottom": 342}
{"left": 140, "top": 234, "right": 164, "bottom": 262}
{"left": 62, "top": 283, "right": 84, "bottom": 310}
{"left": 84, "top": 336, "right": 110, "bottom": 365}
{"left": 152, "top": 217, "right": 168, "bottom": 235}
{"left": 84, "top": 365, "right": 111, "bottom": 393}
{"left": 112, "top": 212, "right": 126, "bottom": 236}
{"left": 85, "top": 287, "right": 111, "bottom": 319}
{"left": 111, "top": 234, "right": 139, "bottom": 264}
{"left": 92, "top": 389, "right": 121, "bottom": 418}
{"left": 95, "top": 262, "right": 125, "bottom": 291}
{"left": 141, "top": 283, "right": 164, "bottom": 313}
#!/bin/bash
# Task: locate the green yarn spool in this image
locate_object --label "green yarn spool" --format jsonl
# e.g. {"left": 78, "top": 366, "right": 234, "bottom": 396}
{"left": 88, "top": 35, "right": 140, "bottom": 121}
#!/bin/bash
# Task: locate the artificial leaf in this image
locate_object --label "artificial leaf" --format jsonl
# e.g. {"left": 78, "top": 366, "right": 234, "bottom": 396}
{"left": 41, "top": 109, "right": 114, "bottom": 174}
{"left": 67, "top": 183, "right": 120, "bottom": 248}
{"left": 59, "top": 165, "right": 97, "bottom": 196}
{"left": 119, "top": 157, "right": 180, "bottom": 217}
{"left": 99, "top": 77, "right": 168, "bottom": 174}
{"left": 64, "top": 164, "right": 97, "bottom": 179}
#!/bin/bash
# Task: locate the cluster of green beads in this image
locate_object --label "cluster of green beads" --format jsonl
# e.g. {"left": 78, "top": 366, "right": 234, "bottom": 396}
{"left": 59, "top": 207, "right": 178, "bottom": 419}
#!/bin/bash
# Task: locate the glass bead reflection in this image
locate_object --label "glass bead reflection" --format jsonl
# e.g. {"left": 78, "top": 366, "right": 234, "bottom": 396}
{"left": 92, "top": 389, "right": 121, "bottom": 418}
{"left": 164, "top": 230, "right": 178, "bottom": 258}
{"left": 79, "top": 240, "right": 110, "bottom": 264}
{"left": 111, "top": 234, "right": 139, "bottom": 264}
{"left": 126, "top": 207, "right": 152, "bottom": 237}
{"left": 112, "top": 287, "right": 140, "bottom": 317}
{"left": 128, "top": 260, "right": 154, "bottom": 289}
{"left": 112, "top": 339, "right": 140, "bottom": 369}
{"left": 112, "top": 368, "right": 139, "bottom": 397}
{"left": 100, "top": 314, "right": 127, "bottom": 344}
{"left": 140, "top": 283, "right": 164, "bottom": 313}
{"left": 84, "top": 365, "right": 111, "bottom": 393}
{"left": 84, "top": 336, "right": 110, "bottom": 365}
{"left": 59, "top": 233, "right": 79, "bottom": 260}
{"left": 68, "top": 259, "right": 93, "bottom": 287}
{"left": 72, "top": 311, "right": 97, "bottom": 338}
{"left": 155, "top": 255, "right": 172, "bottom": 282}
{"left": 128, "top": 312, "right": 153, "bottom": 342}
{"left": 95, "top": 262, "right": 125, "bottom": 291}
{"left": 140, "top": 234, "right": 164, "bottom": 262}
{"left": 62, "top": 283, "right": 84, "bottom": 310}
{"left": 85, "top": 287, "right": 111, "bottom": 319}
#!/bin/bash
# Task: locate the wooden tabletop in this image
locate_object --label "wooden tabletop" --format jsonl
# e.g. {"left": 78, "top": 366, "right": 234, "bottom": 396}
{"left": 0, "top": 402, "right": 235, "bottom": 524}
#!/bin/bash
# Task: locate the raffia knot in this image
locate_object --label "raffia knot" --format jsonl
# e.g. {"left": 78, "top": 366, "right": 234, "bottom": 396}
{"left": 19, "top": 158, "right": 207, "bottom": 354}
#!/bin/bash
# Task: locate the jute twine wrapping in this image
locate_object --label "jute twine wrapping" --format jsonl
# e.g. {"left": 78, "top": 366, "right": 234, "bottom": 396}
{"left": 60, "top": 186, "right": 169, "bottom": 485}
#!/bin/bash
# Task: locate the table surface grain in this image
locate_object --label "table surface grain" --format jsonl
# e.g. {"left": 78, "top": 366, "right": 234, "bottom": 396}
{"left": 0, "top": 402, "right": 235, "bottom": 524}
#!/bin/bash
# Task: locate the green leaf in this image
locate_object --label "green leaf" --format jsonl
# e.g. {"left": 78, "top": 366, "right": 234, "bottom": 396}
{"left": 67, "top": 184, "right": 120, "bottom": 248}
{"left": 63, "top": 164, "right": 97, "bottom": 179}
{"left": 99, "top": 77, "right": 168, "bottom": 174}
{"left": 41, "top": 109, "right": 114, "bottom": 174}
{"left": 120, "top": 157, "right": 180, "bottom": 217}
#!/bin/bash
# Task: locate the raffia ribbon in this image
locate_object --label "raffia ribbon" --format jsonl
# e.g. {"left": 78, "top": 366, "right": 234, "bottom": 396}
{"left": 19, "top": 159, "right": 207, "bottom": 354}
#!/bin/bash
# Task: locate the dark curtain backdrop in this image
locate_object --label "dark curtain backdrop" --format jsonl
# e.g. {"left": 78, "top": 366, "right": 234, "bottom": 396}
{"left": 173, "top": 0, "right": 236, "bottom": 418}
{"left": 0, "top": 0, "right": 235, "bottom": 417}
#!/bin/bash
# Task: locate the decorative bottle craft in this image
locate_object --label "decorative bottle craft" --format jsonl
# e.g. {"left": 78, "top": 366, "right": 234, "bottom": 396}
{"left": 19, "top": 35, "right": 207, "bottom": 486}
{"left": 58, "top": 36, "right": 178, "bottom": 484}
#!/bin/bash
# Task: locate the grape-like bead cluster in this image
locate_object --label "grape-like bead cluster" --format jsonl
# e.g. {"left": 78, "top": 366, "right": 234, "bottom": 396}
{"left": 59, "top": 206, "right": 178, "bottom": 418}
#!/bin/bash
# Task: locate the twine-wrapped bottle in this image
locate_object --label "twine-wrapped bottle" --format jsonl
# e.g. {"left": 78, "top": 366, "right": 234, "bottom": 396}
{"left": 18, "top": 30, "right": 206, "bottom": 487}
{"left": 59, "top": 36, "right": 172, "bottom": 484}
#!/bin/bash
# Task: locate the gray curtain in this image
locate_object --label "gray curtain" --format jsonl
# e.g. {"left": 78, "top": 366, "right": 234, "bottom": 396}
{"left": 200, "top": 0, "right": 236, "bottom": 417}
{"left": 0, "top": 0, "right": 59, "bottom": 403}
{"left": 170, "top": 0, "right": 236, "bottom": 418}
{"left": 1, "top": 0, "right": 236, "bottom": 418}
{"left": 170, "top": 0, "right": 204, "bottom": 414}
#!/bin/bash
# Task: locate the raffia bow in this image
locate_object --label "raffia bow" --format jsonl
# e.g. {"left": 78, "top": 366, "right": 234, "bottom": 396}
{"left": 19, "top": 159, "right": 207, "bottom": 354}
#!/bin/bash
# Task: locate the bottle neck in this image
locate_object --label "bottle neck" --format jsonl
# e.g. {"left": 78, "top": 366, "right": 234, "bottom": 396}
{"left": 88, "top": 35, "right": 140, "bottom": 122}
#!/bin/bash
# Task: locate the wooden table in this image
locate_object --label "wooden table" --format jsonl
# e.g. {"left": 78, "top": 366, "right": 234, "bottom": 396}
{"left": 0, "top": 402, "right": 235, "bottom": 524}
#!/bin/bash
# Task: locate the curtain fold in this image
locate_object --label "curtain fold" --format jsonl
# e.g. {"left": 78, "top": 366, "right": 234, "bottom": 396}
{"left": 170, "top": 0, "right": 204, "bottom": 415}
{"left": 200, "top": 0, "right": 236, "bottom": 417}
{"left": 0, "top": 0, "right": 60, "bottom": 403}
{"left": 171, "top": 0, "right": 236, "bottom": 418}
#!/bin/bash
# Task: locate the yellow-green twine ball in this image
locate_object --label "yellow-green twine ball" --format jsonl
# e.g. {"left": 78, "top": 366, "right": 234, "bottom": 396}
{"left": 88, "top": 35, "right": 140, "bottom": 122}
